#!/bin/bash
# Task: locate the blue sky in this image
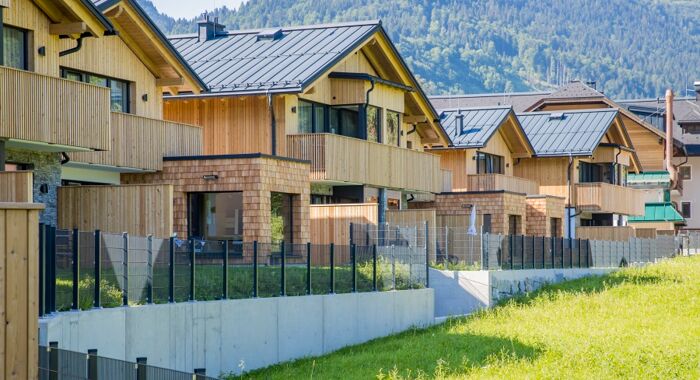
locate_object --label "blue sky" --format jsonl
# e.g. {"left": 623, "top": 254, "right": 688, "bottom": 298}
{"left": 150, "top": 0, "right": 247, "bottom": 19}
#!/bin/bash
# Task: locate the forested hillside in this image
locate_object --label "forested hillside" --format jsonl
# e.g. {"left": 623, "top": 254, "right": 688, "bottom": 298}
{"left": 137, "top": 0, "right": 700, "bottom": 98}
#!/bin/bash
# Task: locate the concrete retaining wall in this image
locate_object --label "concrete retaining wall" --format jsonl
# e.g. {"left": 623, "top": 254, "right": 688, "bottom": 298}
{"left": 39, "top": 289, "right": 434, "bottom": 377}
{"left": 431, "top": 268, "right": 615, "bottom": 317}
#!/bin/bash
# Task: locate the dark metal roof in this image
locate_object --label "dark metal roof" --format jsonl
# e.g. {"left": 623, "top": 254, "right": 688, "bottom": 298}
{"left": 686, "top": 144, "right": 700, "bottom": 156}
{"left": 168, "top": 21, "right": 382, "bottom": 95}
{"left": 80, "top": 0, "right": 116, "bottom": 34}
{"left": 92, "top": 0, "right": 208, "bottom": 91}
{"left": 437, "top": 106, "right": 513, "bottom": 148}
{"left": 517, "top": 109, "right": 619, "bottom": 157}
{"left": 430, "top": 92, "right": 549, "bottom": 113}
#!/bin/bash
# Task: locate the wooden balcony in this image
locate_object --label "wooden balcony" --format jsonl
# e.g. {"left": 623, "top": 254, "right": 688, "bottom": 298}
{"left": 287, "top": 133, "right": 442, "bottom": 193}
{"left": 0, "top": 171, "right": 33, "bottom": 202}
{"left": 0, "top": 66, "right": 110, "bottom": 151}
{"left": 70, "top": 112, "right": 203, "bottom": 171}
{"left": 576, "top": 182, "right": 645, "bottom": 216}
{"left": 460, "top": 174, "right": 540, "bottom": 195}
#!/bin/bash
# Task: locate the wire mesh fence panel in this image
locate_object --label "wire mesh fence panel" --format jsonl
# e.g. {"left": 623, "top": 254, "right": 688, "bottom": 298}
{"left": 434, "top": 228, "right": 482, "bottom": 270}
{"left": 173, "top": 239, "right": 193, "bottom": 302}
{"left": 77, "top": 231, "right": 96, "bottom": 310}
{"left": 355, "top": 245, "right": 376, "bottom": 292}
{"left": 101, "top": 233, "right": 127, "bottom": 307}
{"left": 483, "top": 234, "right": 503, "bottom": 270}
{"left": 194, "top": 240, "right": 226, "bottom": 301}
{"left": 38, "top": 347, "right": 88, "bottom": 380}
{"left": 334, "top": 245, "right": 354, "bottom": 294}
{"left": 227, "top": 242, "right": 255, "bottom": 299}
{"left": 151, "top": 238, "right": 170, "bottom": 304}
{"left": 127, "top": 235, "right": 150, "bottom": 305}
{"left": 55, "top": 229, "right": 74, "bottom": 311}
{"left": 283, "top": 243, "right": 309, "bottom": 297}
{"left": 310, "top": 244, "right": 333, "bottom": 295}
{"left": 94, "top": 355, "right": 138, "bottom": 379}
{"left": 256, "top": 243, "right": 283, "bottom": 298}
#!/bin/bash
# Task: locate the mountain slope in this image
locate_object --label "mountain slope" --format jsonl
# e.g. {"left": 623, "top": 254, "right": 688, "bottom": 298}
{"left": 137, "top": 0, "right": 700, "bottom": 98}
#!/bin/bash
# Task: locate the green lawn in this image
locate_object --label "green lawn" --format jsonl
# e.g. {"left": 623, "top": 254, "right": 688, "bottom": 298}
{"left": 230, "top": 256, "right": 700, "bottom": 379}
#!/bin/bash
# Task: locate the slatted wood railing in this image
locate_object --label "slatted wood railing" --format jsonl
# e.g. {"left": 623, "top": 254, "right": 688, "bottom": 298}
{"left": 576, "top": 182, "right": 645, "bottom": 216}
{"left": 287, "top": 133, "right": 442, "bottom": 193}
{"left": 71, "top": 112, "right": 203, "bottom": 171}
{"left": 0, "top": 171, "right": 33, "bottom": 202}
{"left": 0, "top": 66, "right": 110, "bottom": 150}
{"left": 464, "top": 173, "right": 540, "bottom": 195}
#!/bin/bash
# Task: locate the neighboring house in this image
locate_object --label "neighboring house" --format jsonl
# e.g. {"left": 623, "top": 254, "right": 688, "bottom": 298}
{"left": 412, "top": 106, "right": 565, "bottom": 237}
{"left": 0, "top": 0, "right": 205, "bottom": 231}
{"left": 515, "top": 109, "right": 644, "bottom": 238}
{"left": 125, "top": 19, "right": 450, "bottom": 243}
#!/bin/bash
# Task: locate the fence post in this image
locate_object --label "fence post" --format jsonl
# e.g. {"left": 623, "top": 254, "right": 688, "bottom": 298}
{"left": 329, "top": 243, "right": 335, "bottom": 294}
{"left": 509, "top": 234, "right": 514, "bottom": 270}
{"left": 147, "top": 235, "right": 153, "bottom": 304}
{"left": 88, "top": 349, "right": 98, "bottom": 380}
{"left": 351, "top": 244, "right": 357, "bottom": 292}
{"left": 94, "top": 230, "right": 101, "bottom": 308}
{"left": 189, "top": 239, "right": 195, "bottom": 301}
{"left": 280, "top": 242, "right": 286, "bottom": 297}
{"left": 425, "top": 221, "right": 430, "bottom": 288}
{"left": 521, "top": 234, "right": 525, "bottom": 270}
{"left": 122, "top": 232, "right": 129, "bottom": 307}
{"left": 136, "top": 357, "right": 147, "bottom": 380}
{"left": 49, "top": 342, "right": 59, "bottom": 380}
{"left": 577, "top": 238, "right": 582, "bottom": 268}
{"left": 168, "top": 237, "right": 175, "bottom": 303}
{"left": 223, "top": 241, "right": 229, "bottom": 300}
{"left": 306, "top": 242, "right": 311, "bottom": 295}
{"left": 391, "top": 245, "right": 396, "bottom": 290}
{"left": 372, "top": 244, "right": 378, "bottom": 291}
{"left": 561, "top": 237, "right": 565, "bottom": 269}
{"left": 253, "top": 241, "right": 258, "bottom": 298}
{"left": 48, "top": 226, "right": 57, "bottom": 314}
{"left": 483, "top": 233, "right": 489, "bottom": 270}
{"left": 349, "top": 222, "right": 354, "bottom": 246}
{"left": 445, "top": 227, "right": 449, "bottom": 267}
{"left": 551, "top": 237, "right": 555, "bottom": 269}
{"left": 39, "top": 224, "right": 46, "bottom": 317}
{"left": 72, "top": 228, "right": 79, "bottom": 310}
{"left": 194, "top": 369, "right": 207, "bottom": 380}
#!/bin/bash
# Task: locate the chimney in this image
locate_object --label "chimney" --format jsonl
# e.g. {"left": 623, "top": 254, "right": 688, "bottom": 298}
{"left": 198, "top": 15, "right": 226, "bottom": 42}
{"left": 694, "top": 81, "right": 700, "bottom": 102}
{"left": 665, "top": 89, "right": 676, "bottom": 183}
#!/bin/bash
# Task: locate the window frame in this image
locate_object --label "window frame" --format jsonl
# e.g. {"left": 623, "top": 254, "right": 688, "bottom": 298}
{"left": 60, "top": 67, "right": 131, "bottom": 113}
{"left": 2, "top": 23, "right": 29, "bottom": 71}
{"left": 681, "top": 201, "right": 692, "bottom": 219}
{"left": 680, "top": 166, "right": 692, "bottom": 181}
{"left": 476, "top": 151, "right": 505, "bottom": 175}
{"left": 385, "top": 109, "right": 401, "bottom": 147}
{"left": 298, "top": 98, "right": 328, "bottom": 134}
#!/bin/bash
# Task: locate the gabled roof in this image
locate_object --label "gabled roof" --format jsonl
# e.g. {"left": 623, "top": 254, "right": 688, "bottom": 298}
{"left": 32, "top": 0, "right": 115, "bottom": 37}
{"left": 438, "top": 106, "right": 511, "bottom": 146}
{"left": 629, "top": 202, "right": 684, "bottom": 223}
{"left": 430, "top": 92, "right": 549, "bottom": 113}
{"left": 169, "top": 21, "right": 382, "bottom": 95}
{"left": 92, "top": 0, "right": 207, "bottom": 92}
{"left": 517, "top": 109, "right": 620, "bottom": 157}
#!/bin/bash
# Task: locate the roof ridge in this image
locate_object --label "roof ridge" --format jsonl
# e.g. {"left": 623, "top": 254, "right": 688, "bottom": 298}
{"left": 168, "top": 19, "right": 382, "bottom": 40}
{"left": 430, "top": 91, "right": 551, "bottom": 99}
{"left": 517, "top": 108, "right": 618, "bottom": 116}
{"left": 438, "top": 105, "right": 513, "bottom": 112}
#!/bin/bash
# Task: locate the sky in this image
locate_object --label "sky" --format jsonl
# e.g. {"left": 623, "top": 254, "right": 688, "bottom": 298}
{"left": 149, "top": 0, "right": 248, "bottom": 19}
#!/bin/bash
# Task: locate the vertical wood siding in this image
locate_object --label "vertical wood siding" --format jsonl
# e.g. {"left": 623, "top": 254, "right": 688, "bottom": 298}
{"left": 0, "top": 171, "right": 32, "bottom": 202}
{"left": 575, "top": 183, "right": 645, "bottom": 216}
{"left": 310, "top": 203, "right": 378, "bottom": 245}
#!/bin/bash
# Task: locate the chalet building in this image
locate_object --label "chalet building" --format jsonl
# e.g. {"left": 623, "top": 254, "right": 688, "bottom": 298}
{"left": 0, "top": 0, "right": 204, "bottom": 227}
{"left": 411, "top": 106, "right": 564, "bottom": 237}
{"left": 126, "top": 19, "right": 451, "bottom": 243}
{"left": 432, "top": 81, "right": 683, "bottom": 236}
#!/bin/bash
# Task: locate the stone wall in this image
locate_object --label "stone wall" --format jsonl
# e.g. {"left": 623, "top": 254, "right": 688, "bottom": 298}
{"left": 525, "top": 195, "right": 566, "bottom": 237}
{"left": 123, "top": 154, "right": 310, "bottom": 243}
{"left": 6, "top": 149, "right": 62, "bottom": 225}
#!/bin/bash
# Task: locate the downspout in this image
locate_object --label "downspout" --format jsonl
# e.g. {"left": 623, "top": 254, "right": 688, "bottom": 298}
{"left": 567, "top": 154, "right": 583, "bottom": 238}
{"left": 361, "top": 78, "right": 376, "bottom": 140}
{"left": 267, "top": 91, "right": 277, "bottom": 156}
{"left": 60, "top": 152, "right": 71, "bottom": 165}
{"left": 615, "top": 146, "right": 622, "bottom": 185}
{"left": 59, "top": 33, "right": 89, "bottom": 57}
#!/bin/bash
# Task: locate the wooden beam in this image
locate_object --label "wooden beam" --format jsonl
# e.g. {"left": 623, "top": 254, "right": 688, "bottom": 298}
{"left": 48, "top": 22, "right": 86, "bottom": 36}
{"left": 156, "top": 77, "right": 184, "bottom": 87}
{"left": 0, "top": 0, "right": 9, "bottom": 8}
{"left": 403, "top": 115, "right": 428, "bottom": 124}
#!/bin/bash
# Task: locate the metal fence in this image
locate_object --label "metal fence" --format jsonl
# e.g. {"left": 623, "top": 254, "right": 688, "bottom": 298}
{"left": 679, "top": 231, "right": 700, "bottom": 256}
{"left": 38, "top": 344, "right": 218, "bottom": 379}
{"left": 39, "top": 225, "right": 428, "bottom": 316}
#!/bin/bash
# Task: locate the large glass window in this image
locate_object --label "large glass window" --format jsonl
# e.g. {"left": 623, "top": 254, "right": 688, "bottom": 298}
{"left": 386, "top": 110, "right": 400, "bottom": 146}
{"left": 188, "top": 192, "right": 244, "bottom": 241}
{"left": 2, "top": 25, "right": 28, "bottom": 70}
{"left": 330, "top": 105, "right": 361, "bottom": 139}
{"left": 682, "top": 202, "right": 692, "bottom": 219}
{"left": 271, "top": 192, "right": 294, "bottom": 244}
{"left": 61, "top": 68, "right": 131, "bottom": 113}
{"left": 476, "top": 152, "right": 504, "bottom": 174}
{"left": 579, "top": 162, "right": 603, "bottom": 183}
{"left": 366, "top": 105, "right": 381, "bottom": 143}
{"left": 298, "top": 100, "right": 327, "bottom": 134}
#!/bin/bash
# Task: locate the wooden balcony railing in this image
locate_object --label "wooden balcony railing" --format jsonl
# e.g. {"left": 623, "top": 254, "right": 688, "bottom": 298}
{"left": 287, "top": 133, "right": 442, "bottom": 193}
{"left": 71, "top": 112, "right": 203, "bottom": 171}
{"left": 576, "top": 182, "right": 645, "bottom": 216}
{"left": 462, "top": 174, "right": 540, "bottom": 195}
{"left": 0, "top": 171, "right": 33, "bottom": 202}
{"left": 0, "top": 66, "right": 110, "bottom": 150}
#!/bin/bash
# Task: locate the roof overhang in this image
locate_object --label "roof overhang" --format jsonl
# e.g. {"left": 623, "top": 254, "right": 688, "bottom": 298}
{"left": 96, "top": 0, "right": 206, "bottom": 93}
{"left": 33, "top": 0, "right": 115, "bottom": 38}
{"left": 328, "top": 72, "right": 414, "bottom": 92}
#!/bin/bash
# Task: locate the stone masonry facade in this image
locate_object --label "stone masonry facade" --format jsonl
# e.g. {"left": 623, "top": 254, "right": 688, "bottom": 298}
{"left": 525, "top": 195, "right": 565, "bottom": 237}
{"left": 122, "top": 154, "right": 310, "bottom": 244}
{"left": 411, "top": 191, "right": 527, "bottom": 235}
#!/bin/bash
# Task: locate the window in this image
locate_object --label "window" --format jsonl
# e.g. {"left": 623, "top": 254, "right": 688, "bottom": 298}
{"left": 682, "top": 202, "right": 692, "bottom": 219}
{"left": 386, "top": 110, "right": 400, "bottom": 146}
{"left": 550, "top": 218, "right": 561, "bottom": 237}
{"left": 61, "top": 68, "right": 131, "bottom": 113}
{"left": 476, "top": 152, "right": 504, "bottom": 174}
{"left": 2, "top": 25, "right": 28, "bottom": 70}
{"left": 366, "top": 105, "right": 381, "bottom": 143}
{"left": 680, "top": 166, "right": 692, "bottom": 181}
{"left": 579, "top": 162, "right": 604, "bottom": 183}
{"left": 271, "top": 192, "right": 294, "bottom": 244}
{"left": 482, "top": 214, "right": 492, "bottom": 234}
{"left": 188, "top": 192, "right": 244, "bottom": 241}
{"left": 508, "top": 215, "right": 521, "bottom": 235}
{"left": 298, "top": 99, "right": 327, "bottom": 134}
{"left": 330, "top": 105, "right": 361, "bottom": 139}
